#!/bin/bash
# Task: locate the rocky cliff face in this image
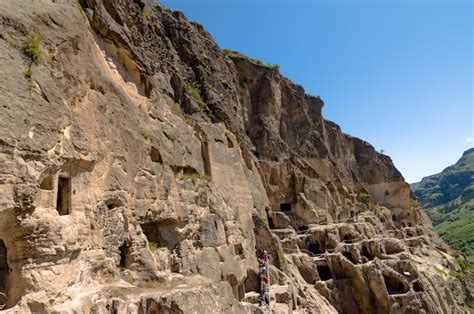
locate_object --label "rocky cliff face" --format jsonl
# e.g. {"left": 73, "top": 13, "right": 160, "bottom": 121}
{"left": 0, "top": 0, "right": 471, "bottom": 313}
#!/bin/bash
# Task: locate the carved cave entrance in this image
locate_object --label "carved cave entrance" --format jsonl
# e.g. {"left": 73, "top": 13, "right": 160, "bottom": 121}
{"left": 280, "top": 203, "right": 292, "bottom": 212}
{"left": 342, "top": 251, "right": 356, "bottom": 264}
{"left": 308, "top": 242, "right": 323, "bottom": 255}
{"left": 267, "top": 216, "right": 275, "bottom": 229}
{"left": 317, "top": 264, "right": 332, "bottom": 281}
{"left": 384, "top": 274, "right": 408, "bottom": 295}
{"left": 361, "top": 246, "right": 374, "bottom": 261}
{"left": 141, "top": 220, "right": 182, "bottom": 251}
{"left": 56, "top": 176, "right": 71, "bottom": 215}
{"left": 0, "top": 240, "right": 8, "bottom": 309}
{"left": 119, "top": 242, "right": 128, "bottom": 268}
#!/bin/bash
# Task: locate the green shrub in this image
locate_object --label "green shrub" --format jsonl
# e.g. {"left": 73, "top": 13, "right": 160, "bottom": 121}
{"left": 456, "top": 255, "right": 473, "bottom": 272}
{"left": 184, "top": 82, "right": 215, "bottom": 119}
{"left": 94, "top": 255, "right": 106, "bottom": 261}
{"left": 358, "top": 192, "right": 371, "bottom": 203}
{"left": 277, "top": 251, "right": 285, "bottom": 266}
{"left": 148, "top": 241, "right": 158, "bottom": 252}
{"left": 265, "top": 63, "right": 280, "bottom": 71}
{"left": 184, "top": 82, "right": 205, "bottom": 108}
{"left": 434, "top": 265, "right": 449, "bottom": 277}
{"left": 24, "top": 68, "right": 32, "bottom": 79}
{"left": 22, "top": 32, "right": 42, "bottom": 64}
{"left": 222, "top": 48, "right": 238, "bottom": 57}
{"left": 141, "top": 279, "right": 160, "bottom": 288}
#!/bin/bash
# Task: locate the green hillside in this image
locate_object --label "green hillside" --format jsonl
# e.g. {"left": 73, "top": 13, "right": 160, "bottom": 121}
{"left": 411, "top": 148, "right": 474, "bottom": 263}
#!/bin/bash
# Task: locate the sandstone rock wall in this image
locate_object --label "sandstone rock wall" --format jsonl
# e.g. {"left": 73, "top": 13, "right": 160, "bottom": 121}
{"left": 0, "top": 0, "right": 470, "bottom": 313}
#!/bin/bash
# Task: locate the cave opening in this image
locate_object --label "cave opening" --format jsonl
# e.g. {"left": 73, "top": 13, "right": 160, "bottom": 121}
{"left": 141, "top": 220, "right": 181, "bottom": 251}
{"left": 342, "top": 251, "right": 356, "bottom": 264}
{"left": 361, "top": 246, "right": 374, "bottom": 261}
{"left": 280, "top": 203, "right": 292, "bottom": 212}
{"left": 234, "top": 243, "right": 245, "bottom": 259}
{"left": 150, "top": 147, "right": 162, "bottom": 163}
{"left": 342, "top": 234, "right": 356, "bottom": 243}
{"left": 267, "top": 216, "right": 275, "bottom": 229}
{"left": 244, "top": 270, "right": 260, "bottom": 293}
{"left": 384, "top": 274, "right": 408, "bottom": 295}
{"left": 298, "top": 225, "right": 308, "bottom": 232}
{"left": 56, "top": 176, "right": 71, "bottom": 215}
{"left": 0, "top": 240, "right": 8, "bottom": 309}
{"left": 308, "top": 242, "right": 323, "bottom": 255}
{"left": 413, "top": 281, "right": 424, "bottom": 292}
{"left": 118, "top": 242, "right": 128, "bottom": 268}
{"left": 317, "top": 264, "right": 332, "bottom": 281}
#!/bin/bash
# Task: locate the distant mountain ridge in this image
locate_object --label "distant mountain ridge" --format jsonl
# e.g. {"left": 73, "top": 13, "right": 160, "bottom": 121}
{"left": 411, "top": 148, "right": 474, "bottom": 262}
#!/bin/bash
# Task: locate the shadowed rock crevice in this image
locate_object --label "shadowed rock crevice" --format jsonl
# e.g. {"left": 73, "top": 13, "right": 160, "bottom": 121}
{"left": 0, "top": 240, "right": 8, "bottom": 307}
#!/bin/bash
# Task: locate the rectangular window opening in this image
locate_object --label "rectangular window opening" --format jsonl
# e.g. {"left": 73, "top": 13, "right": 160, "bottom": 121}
{"left": 56, "top": 176, "right": 71, "bottom": 215}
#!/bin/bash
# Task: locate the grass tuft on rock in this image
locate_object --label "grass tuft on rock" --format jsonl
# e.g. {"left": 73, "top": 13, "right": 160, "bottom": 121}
{"left": 148, "top": 241, "right": 158, "bottom": 252}
{"left": 222, "top": 48, "right": 238, "bottom": 57}
{"left": 22, "top": 32, "right": 42, "bottom": 64}
{"left": 184, "top": 82, "right": 215, "bottom": 120}
{"left": 24, "top": 67, "right": 33, "bottom": 79}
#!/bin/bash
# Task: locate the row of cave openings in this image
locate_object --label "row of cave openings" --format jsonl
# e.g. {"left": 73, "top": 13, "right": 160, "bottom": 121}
{"left": 298, "top": 260, "right": 424, "bottom": 297}
{"left": 266, "top": 202, "right": 358, "bottom": 231}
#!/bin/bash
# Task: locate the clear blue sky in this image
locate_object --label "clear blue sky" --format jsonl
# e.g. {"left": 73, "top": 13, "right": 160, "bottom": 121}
{"left": 160, "top": 0, "right": 473, "bottom": 183}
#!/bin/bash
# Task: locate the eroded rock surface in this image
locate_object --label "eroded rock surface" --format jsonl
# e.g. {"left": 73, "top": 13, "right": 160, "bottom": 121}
{"left": 0, "top": 0, "right": 471, "bottom": 313}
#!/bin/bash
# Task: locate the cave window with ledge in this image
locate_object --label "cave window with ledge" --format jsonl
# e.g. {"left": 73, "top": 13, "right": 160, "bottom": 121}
{"left": 118, "top": 242, "right": 129, "bottom": 268}
{"left": 280, "top": 203, "right": 292, "bottom": 212}
{"left": 0, "top": 240, "right": 8, "bottom": 308}
{"left": 317, "top": 264, "right": 332, "bottom": 281}
{"left": 361, "top": 246, "right": 375, "bottom": 261}
{"left": 413, "top": 281, "right": 424, "bottom": 292}
{"left": 308, "top": 242, "right": 323, "bottom": 255}
{"left": 56, "top": 176, "right": 72, "bottom": 215}
{"left": 342, "top": 251, "right": 356, "bottom": 264}
{"left": 384, "top": 274, "right": 408, "bottom": 295}
{"left": 298, "top": 225, "right": 308, "bottom": 232}
{"left": 342, "top": 234, "right": 355, "bottom": 243}
{"left": 265, "top": 208, "right": 275, "bottom": 229}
